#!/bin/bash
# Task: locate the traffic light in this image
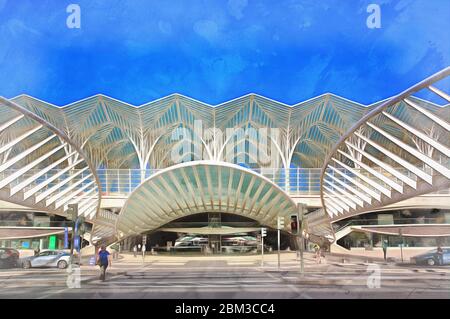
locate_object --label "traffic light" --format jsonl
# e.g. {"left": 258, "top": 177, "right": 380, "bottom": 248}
{"left": 261, "top": 227, "right": 267, "bottom": 237}
{"left": 290, "top": 214, "right": 300, "bottom": 235}
{"left": 277, "top": 216, "right": 285, "bottom": 230}
{"left": 290, "top": 203, "right": 307, "bottom": 235}
{"left": 67, "top": 204, "right": 78, "bottom": 221}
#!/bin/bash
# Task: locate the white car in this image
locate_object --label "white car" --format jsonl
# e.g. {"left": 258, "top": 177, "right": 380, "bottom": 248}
{"left": 21, "top": 250, "right": 72, "bottom": 269}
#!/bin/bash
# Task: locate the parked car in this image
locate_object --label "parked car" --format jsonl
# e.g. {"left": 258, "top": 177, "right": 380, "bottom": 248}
{"left": 20, "top": 250, "right": 71, "bottom": 269}
{"left": 410, "top": 248, "right": 450, "bottom": 266}
{"left": 0, "top": 248, "right": 20, "bottom": 268}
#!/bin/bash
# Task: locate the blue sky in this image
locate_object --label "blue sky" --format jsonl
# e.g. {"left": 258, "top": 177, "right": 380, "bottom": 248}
{"left": 0, "top": 0, "right": 449, "bottom": 105}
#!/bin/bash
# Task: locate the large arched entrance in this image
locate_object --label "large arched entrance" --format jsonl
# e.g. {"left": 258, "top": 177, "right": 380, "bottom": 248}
{"left": 116, "top": 161, "right": 297, "bottom": 239}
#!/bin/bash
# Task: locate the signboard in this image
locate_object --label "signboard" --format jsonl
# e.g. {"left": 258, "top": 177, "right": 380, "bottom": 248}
{"left": 48, "top": 235, "right": 57, "bottom": 250}
{"left": 142, "top": 235, "right": 147, "bottom": 245}
{"left": 64, "top": 227, "right": 69, "bottom": 249}
{"left": 74, "top": 219, "right": 82, "bottom": 252}
{"left": 74, "top": 236, "right": 80, "bottom": 252}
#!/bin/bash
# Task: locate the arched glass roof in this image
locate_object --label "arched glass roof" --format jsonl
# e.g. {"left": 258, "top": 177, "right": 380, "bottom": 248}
{"left": 2, "top": 93, "right": 447, "bottom": 170}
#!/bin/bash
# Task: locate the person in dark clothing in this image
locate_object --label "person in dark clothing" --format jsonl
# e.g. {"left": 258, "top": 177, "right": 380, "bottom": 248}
{"left": 437, "top": 246, "right": 444, "bottom": 266}
{"left": 97, "top": 245, "right": 112, "bottom": 281}
{"left": 382, "top": 239, "right": 388, "bottom": 261}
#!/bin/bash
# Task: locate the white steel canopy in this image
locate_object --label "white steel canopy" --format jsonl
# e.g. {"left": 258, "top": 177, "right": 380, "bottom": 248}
{"left": 116, "top": 161, "right": 297, "bottom": 236}
{"left": 0, "top": 97, "right": 101, "bottom": 221}
{"left": 320, "top": 67, "right": 450, "bottom": 222}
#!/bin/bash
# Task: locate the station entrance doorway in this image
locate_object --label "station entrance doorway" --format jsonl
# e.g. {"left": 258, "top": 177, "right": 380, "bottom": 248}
{"left": 123, "top": 212, "right": 294, "bottom": 256}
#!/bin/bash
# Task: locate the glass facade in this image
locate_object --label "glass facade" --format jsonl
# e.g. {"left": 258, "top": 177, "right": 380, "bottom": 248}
{"left": 0, "top": 210, "right": 90, "bottom": 252}
{"left": 0, "top": 235, "right": 66, "bottom": 251}
{"left": 336, "top": 209, "right": 450, "bottom": 249}
{"left": 334, "top": 209, "right": 450, "bottom": 232}
{"left": 338, "top": 232, "right": 450, "bottom": 249}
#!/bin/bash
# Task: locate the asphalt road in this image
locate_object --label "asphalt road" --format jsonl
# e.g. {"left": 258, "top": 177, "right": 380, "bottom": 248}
{"left": 0, "top": 257, "right": 449, "bottom": 299}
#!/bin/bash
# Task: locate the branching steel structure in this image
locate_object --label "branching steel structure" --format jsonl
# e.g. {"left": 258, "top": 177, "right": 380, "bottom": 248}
{"left": 0, "top": 97, "right": 101, "bottom": 222}
{"left": 320, "top": 67, "right": 450, "bottom": 222}
{"left": 0, "top": 67, "right": 448, "bottom": 242}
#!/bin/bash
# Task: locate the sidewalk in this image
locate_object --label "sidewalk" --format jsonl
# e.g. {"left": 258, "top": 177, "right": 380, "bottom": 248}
{"left": 115, "top": 251, "right": 317, "bottom": 263}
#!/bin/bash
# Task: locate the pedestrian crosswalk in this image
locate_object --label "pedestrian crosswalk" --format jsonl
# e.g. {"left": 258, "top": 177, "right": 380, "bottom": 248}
{"left": 0, "top": 261, "right": 449, "bottom": 299}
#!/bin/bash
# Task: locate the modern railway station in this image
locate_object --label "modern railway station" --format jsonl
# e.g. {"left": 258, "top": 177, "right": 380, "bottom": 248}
{"left": 0, "top": 68, "right": 449, "bottom": 259}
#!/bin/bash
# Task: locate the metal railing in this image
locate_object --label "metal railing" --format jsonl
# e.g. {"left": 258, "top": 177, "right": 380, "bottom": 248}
{"left": 0, "top": 220, "right": 73, "bottom": 228}
{"left": 161, "top": 221, "right": 260, "bottom": 228}
{"left": 96, "top": 167, "right": 450, "bottom": 196}
{"left": 96, "top": 168, "right": 324, "bottom": 195}
{"left": 2, "top": 167, "right": 449, "bottom": 198}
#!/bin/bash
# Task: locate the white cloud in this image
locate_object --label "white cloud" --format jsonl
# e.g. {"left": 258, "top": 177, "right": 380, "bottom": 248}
{"left": 6, "top": 19, "right": 41, "bottom": 37}
{"left": 158, "top": 21, "right": 172, "bottom": 35}
{"left": 227, "top": 0, "right": 248, "bottom": 20}
{"left": 193, "top": 20, "right": 219, "bottom": 42}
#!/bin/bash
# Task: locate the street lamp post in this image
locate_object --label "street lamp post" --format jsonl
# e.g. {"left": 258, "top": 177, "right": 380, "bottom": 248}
{"left": 277, "top": 216, "right": 284, "bottom": 270}
{"left": 261, "top": 227, "right": 267, "bottom": 267}
{"left": 277, "top": 227, "right": 281, "bottom": 269}
{"left": 67, "top": 204, "right": 78, "bottom": 265}
{"left": 399, "top": 228, "right": 404, "bottom": 263}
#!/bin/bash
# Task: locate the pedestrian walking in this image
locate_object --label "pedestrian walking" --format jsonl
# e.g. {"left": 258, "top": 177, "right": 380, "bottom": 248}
{"left": 133, "top": 245, "right": 137, "bottom": 257}
{"left": 437, "top": 245, "right": 444, "bottom": 265}
{"left": 97, "top": 245, "right": 112, "bottom": 281}
{"left": 382, "top": 239, "right": 388, "bottom": 261}
{"left": 314, "top": 244, "right": 322, "bottom": 264}
{"left": 142, "top": 244, "right": 146, "bottom": 261}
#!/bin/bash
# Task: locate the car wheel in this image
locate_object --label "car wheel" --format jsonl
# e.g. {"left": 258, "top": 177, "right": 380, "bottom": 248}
{"left": 57, "top": 260, "right": 68, "bottom": 269}
{"left": 22, "top": 261, "right": 31, "bottom": 269}
{"left": 427, "top": 258, "right": 435, "bottom": 266}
